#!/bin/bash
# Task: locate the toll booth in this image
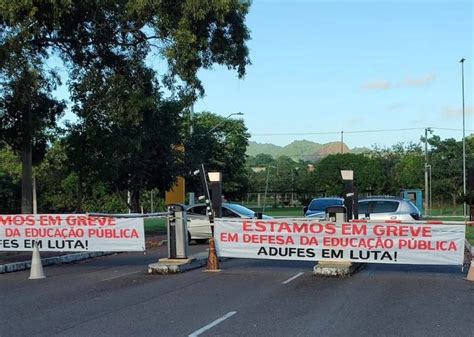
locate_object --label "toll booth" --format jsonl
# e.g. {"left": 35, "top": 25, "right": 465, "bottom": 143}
{"left": 401, "top": 189, "right": 423, "bottom": 215}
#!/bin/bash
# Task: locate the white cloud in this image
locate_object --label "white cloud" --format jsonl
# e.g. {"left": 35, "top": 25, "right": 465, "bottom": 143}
{"left": 362, "top": 80, "right": 392, "bottom": 90}
{"left": 401, "top": 73, "right": 436, "bottom": 87}
{"left": 441, "top": 105, "right": 474, "bottom": 118}
{"left": 346, "top": 117, "right": 364, "bottom": 125}
{"left": 387, "top": 102, "right": 405, "bottom": 110}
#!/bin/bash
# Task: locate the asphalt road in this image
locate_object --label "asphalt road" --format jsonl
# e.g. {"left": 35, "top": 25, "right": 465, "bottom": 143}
{"left": 0, "top": 245, "right": 473, "bottom": 337}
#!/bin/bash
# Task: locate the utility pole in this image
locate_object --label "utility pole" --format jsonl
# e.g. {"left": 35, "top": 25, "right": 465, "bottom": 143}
{"left": 460, "top": 58, "right": 467, "bottom": 220}
{"left": 424, "top": 127, "right": 431, "bottom": 216}
{"left": 341, "top": 131, "right": 344, "bottom": 154}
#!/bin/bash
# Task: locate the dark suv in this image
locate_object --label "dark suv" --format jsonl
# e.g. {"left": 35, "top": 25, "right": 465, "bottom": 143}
{"left": 304, "top": 197, "right": 344, "bottom": 217}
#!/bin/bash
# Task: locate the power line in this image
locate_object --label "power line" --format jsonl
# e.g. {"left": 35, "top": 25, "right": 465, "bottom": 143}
{"left": 251, "top": 126, "right": 473, "bottom": 137}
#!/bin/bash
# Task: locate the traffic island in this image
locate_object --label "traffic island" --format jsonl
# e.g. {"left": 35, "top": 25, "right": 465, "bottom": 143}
{"left": 313, "top": 261, "right": 365, "bottom": 278}
{"left": 147, "top": 252, "right": 208, "bottom": 274}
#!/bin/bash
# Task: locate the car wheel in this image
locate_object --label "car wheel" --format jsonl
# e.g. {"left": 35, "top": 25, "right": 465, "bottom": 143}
{"left": 195, "top": 239, "right": 208, "bottom": 244}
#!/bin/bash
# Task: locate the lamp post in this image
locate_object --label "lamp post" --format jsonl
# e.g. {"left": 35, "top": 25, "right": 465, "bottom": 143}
{"left": 429, "top": 164, "right": 432, "bottom": 214}
{"left": 424, "top": 127, "right": 431, "bottom": 216}
{"left": 341, "top": 131, "right": 344, "bottom": 154}
{"left": 205, "top": 112, "right": 244, "bottom": 136}
{"left": 460, "top": 58, "right": 467, "bottom": 219}
{"left": 262, "top": 165, "right": 276, "bottom": 213}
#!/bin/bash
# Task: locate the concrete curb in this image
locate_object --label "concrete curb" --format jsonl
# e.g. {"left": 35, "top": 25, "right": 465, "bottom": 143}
{"left": 148, "top": 252, "right": 209, "bottom": 274}
{"left": 0, "top": 251, "right": 115, "bottom": 274}
{"left": 313, "top": 262, "right": 365, "bottom": 278}
{"left": 148, "top": 252, "right": 230, "bottom": 274}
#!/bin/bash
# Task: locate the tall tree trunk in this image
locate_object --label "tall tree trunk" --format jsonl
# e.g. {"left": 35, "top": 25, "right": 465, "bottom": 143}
{"left": 75, "top": 175, "right": 83, "bottom": 213}
{"left": 451, "top": 193, "right": 457, "bottom": 215}
{"left": 130, "top": 189, "right": 141, "bottom": 213}
{"left": 21, "top": 108, "right": 33, "bottom": 214}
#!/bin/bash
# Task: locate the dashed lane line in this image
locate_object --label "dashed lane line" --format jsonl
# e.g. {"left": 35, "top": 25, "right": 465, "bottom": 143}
{"left": 188, "top": 311, "right": 237, "bottom": 337}
{"left": 282, "top": 272, "right": 304, "bottom": 284}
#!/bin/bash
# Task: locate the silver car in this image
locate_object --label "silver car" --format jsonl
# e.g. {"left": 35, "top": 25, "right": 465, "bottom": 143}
{"left": 358, "top": 196, "right": 421, "bottom": 221}
{"left": 306, "top": 196, "right": 421, "bottom": 221}
{"left": 186, "top": 203, "right": 272, "bottom": 243}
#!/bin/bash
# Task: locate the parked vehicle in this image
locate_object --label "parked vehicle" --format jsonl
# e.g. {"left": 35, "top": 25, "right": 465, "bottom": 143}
{"left": 305, "top": 196, "right": 421, "bottom": 221}
{"left": 304, "top": 197, "right": 344, "bottom": 217}
{"left": 357, "top": 196, "right": 421, "bottom": 221}
{"left": 186, "top": 203, "right": 272, "bottom": 243}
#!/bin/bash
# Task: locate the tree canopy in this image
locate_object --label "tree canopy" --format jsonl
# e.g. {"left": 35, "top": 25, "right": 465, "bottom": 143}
{"left": 1, "top": 0, "right": 252, "bottom": 213}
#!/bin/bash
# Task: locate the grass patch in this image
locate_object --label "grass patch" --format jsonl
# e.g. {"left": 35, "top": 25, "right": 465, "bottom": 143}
{"left": 466, "top": 226, "right": 474, "bottom": 245}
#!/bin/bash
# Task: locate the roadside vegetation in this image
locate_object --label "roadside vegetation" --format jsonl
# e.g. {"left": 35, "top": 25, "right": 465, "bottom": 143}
{"left": 0, "top": 1, "right": 471, "bottom": 227}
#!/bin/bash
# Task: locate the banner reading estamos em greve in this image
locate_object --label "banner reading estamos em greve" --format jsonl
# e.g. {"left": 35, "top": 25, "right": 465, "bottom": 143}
{"left": 0, "top": 214, "right": 145, "bottom": 252}
{"left": 214, "top": 219, "right": 465, "bottom": 265}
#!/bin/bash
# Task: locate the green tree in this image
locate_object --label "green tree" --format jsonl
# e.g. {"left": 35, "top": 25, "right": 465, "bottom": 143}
{"left": 0, "top": 145, "right": 21, "bottom": 212}
{"left": 309, "top": 153, "right": 385, "bottom": 197}
{"left": 428, "top": 135, "right": 473, "bottom": 213}
{"left": 1, "top": 0, "right": 251, "bottom": 96}
{"left": 394, "top": 153, "right": 424, "bottom": 189}
{"left": 368, "top": 142, "right": 423, "bottom": 195}
{"left": 0, "top": 64, "right": 65, "bottom": 213}
{"left": 2, "top": 0, "right": 251, "bottom": 212}
{"left": 36, "top": 141, "right": 129, "bottom": 213}
{"left": 185, "top": 111, "right": 249, "bottom": 200}
{"left": 67, "top": 62, "right": 184, "bottom": 212}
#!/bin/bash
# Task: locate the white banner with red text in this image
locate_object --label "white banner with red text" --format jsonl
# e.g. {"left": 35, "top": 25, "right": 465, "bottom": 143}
{"left": 0, "top": 214, "right": 145, "bottom": 252}
{"left": 214, "top": 219, "right": 466, "bottom": 265}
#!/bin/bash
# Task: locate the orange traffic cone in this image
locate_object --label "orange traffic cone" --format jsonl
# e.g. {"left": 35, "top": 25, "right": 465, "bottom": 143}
{"left": 29, "top": 242, "right": 46, "bottom": 280}
{"left": 466, "top": 259, "right": 474, "bottom": 282}
{"left": 206, "top": 238, "right": 221, "bottom": 272}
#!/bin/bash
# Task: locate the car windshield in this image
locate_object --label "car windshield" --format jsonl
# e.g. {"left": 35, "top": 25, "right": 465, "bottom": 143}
{"left": 225, "top": 204, "right": 255, "bottom": 218}
{"left": 309, "top": 199, "right": 343, "bottom": 211}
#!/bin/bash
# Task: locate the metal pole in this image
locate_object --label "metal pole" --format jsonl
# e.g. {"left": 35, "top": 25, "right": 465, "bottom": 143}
{"left": 263, "top": 166, "right": 271, "bottom": 213}
{"left": 205, "top": 112, "right": 244, "bottom": 136}
{"left": 341, "top": 131, "right": 344, "bottom": 154}
{"left": 424, "top": 128, "right": 429, "bottom": 216}
{"left": 429, "top": 165, "right": 432, "bottom": 214}
{"left": 460, "top": 58, "right": 466, "bottom": 220}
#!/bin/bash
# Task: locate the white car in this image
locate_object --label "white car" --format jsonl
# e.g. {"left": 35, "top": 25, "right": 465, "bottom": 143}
{"left": 186, "top": 203, "right": 272, "bottom": 244}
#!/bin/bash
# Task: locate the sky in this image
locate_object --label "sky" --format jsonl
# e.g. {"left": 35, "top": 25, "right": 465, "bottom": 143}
{"left": 192, "top": 0, "right": 473, "bottom": 149}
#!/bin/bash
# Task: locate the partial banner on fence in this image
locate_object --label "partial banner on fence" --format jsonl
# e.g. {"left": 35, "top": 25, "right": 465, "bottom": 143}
{"left": 214, "top": 219, "right": 466, "bottom": 265}
{"left": 0, "top": 214, "right": 145, "bottom": 252}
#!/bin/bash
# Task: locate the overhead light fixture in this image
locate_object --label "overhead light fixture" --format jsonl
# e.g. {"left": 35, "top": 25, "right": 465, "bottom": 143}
{"left": 340, "top": 170, "right": 354, "bottom": 181}
{"left": 208, "top": 172, "right": 222, "bottom": 182}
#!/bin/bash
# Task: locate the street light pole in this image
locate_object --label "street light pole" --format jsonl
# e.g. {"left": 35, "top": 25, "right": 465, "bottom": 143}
{"left": 341, "top": 131, "right": 344, "bottom": 154}
{"left": 460, "top": 58, "right": 466, "bottom": 220}
{"left": 424, "top": 127, "right": 431, "bottom": 216}
{"left": 262, "top": 166, "right": 271, "bottom": 214}
{"left": 205, "top": 112, "right": 244, "bottom": 136}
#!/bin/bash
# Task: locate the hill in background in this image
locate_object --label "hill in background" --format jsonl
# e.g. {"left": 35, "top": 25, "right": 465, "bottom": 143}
{"left": 247, "top": 140, "right": 369, "bottom": 162}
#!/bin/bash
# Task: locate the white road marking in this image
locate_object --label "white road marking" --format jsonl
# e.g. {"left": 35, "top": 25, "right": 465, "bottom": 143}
{"left": 282, "top": 272, "right": 304, "bottom": 284}
{"left": 101, "top": 271, "right": 141, "bottom": 282}
{"left": 188, "top": 311, "right": 237, "bottom": 337}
